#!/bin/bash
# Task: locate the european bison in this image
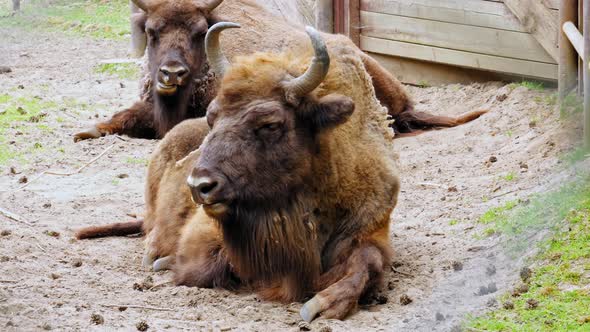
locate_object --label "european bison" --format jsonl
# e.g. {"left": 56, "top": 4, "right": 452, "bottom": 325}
{"left": 179, "top": 22, "right": 400, "bottom": 321}
{"left": 73, "top": 0, "right": 485, "bottom": 142}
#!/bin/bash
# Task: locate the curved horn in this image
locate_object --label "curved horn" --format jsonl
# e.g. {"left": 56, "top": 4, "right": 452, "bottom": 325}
{"left": 130, "top": 0, "right": 149, "bottom": 12}
{"left": 203, "top": 0, "right": 224, "bottom": 12}
{"left": 285, "top": 26, "right": 330, "bottom": 103}
{"left": 205, "top": 22, "right": 241, "bottom": 77}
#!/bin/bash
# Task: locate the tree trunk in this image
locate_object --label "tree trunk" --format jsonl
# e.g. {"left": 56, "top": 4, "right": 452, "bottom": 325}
{"left": 12, "top": 0, "right": 20, "bottom": 12}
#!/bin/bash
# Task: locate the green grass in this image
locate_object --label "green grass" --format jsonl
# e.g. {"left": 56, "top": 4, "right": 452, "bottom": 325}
{"left": 0, "top": 0, "right": 130, "bottom": 40}
{"left": 417, "top": 80, "right": 431, "bottom": 88}
{"left": 0, "top": 93, "right": 58, "bottom": 165}
{"left": 561, "top": 146, "right": 590, "bottom": 166}
{"left": 468, "top": 175, "right": 590, "bottom": 331}
{"left": 502, "top": 172, "right": 517, "bottom": 182}
{"left": 125, "top": 157, "right": 149, "bottom": 166}
{"left": 94, "top": 63, "right": 140, "bottom": 80}
{"left": 560, "top": 93, "right": 584, "bottom": 119}
{"left": 509, "top": 81, "right": 546, "bottom": 92}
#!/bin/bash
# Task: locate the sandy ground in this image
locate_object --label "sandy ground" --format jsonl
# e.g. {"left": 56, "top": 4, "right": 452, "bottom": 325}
{"left": 0, "top": 27, "right": 584, "bottom": 331}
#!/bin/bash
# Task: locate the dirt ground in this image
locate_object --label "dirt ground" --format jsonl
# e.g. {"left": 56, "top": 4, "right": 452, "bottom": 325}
{"left": 0, "top": 27, "right": 584, "bottom": 331}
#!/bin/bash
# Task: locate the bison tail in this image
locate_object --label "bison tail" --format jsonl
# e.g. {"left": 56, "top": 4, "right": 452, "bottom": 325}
{"left": 75, "top": 220, "right": 144, "bottom": 240}
{"left": 393, "top": 108, "right": 488, "bottom": 137}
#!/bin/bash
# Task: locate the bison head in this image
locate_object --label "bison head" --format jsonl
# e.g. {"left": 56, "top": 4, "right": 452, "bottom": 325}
{"left": 130, "top": 0, "right": 223, "bottom": 97}
{"left": 188, "top": 23, "right": 355, "bottom": 219}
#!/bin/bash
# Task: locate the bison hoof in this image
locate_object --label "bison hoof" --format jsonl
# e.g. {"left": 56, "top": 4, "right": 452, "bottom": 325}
{"left": 153, "top": 256, "right": 173, "bottom": 272}
{"left": 300, "top": 296, "right": 322, "bottom": 322}
{"left": 73, "top": 126, "right": 102, "bottom": 142}
{"left": 142, "top": 252, "right": 155, "bottom": 270}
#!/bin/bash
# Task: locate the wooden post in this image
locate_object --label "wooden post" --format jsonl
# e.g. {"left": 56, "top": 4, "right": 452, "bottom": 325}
{"left": 560, "top": 1, "right": 579, "bottom": 101}
{"left": 584, "top": 0, "right": 590, "bottom": 147}
{"left": 345, "top": 0, "right": 360, "bottom": 46}
{"left": 12, "top": 0, "right": 20, "bottom": 12}
{"left": 316, "top": 0, "right": 333, "bottom": 33}
{"left": 578, "top": 0, "right": 586, "bottom": 97}
{"left": 332, "top": 0, "right": 360, "bottom": 45}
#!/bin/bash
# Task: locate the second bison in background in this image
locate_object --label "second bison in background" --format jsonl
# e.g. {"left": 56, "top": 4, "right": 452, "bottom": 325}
{"left": 73, "top": 0, "right": 486, "bottom": 142}
{"left": 147, "top": 22, "right": 400, "bottom": 322}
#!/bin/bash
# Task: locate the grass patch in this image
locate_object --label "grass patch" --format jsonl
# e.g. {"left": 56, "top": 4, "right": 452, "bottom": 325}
{"left": 561, "top": 146, "right": 590, "bottom": 166}
{"left": 417, "top": 80, "right": 431, "bottom": 88}
{"left": 0, "top": 0, "right": 130, "bottom": 40}
{"left": 502, "top": 172, "right": 517, "bottom": 182}
{"left": 94, "top": 63, "right": 140, "bottom": 80}
{"left": 509, "top": 81, "right": 546, "bottom": 91}
{"left": 125, "top": 157, "right": 149, "bottom": 166}
{"left": 560, "top": 93, "right": 584, "bottom": 118}
{"left": 468, "top": 178, "right": 590, "bottom": 330}
{"left": 0, "top": 93, "right": 60, "bottom": 165}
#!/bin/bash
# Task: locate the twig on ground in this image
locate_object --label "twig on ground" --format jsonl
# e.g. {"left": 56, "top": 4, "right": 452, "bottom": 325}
{"left": 491, "top": 189, "right": 517, "bottom": 199}
{"left": 100, "top": 304, "right": 175, "bottom": 312}
{"left": 0, "top": 207, "right": 33, "bottom": 226}
{"left": 418, "top": 182, "right": 445, "bottom": 188}
{"left": 7, "top": 144, "right": 116, "bottom": 192}
{"left": 391, "top": 268, "right": 413, "bottom": 277}
{"left": 0, "top": 280, "right": 18, "bottom": 283}
{"left": 45, "top": 144, "right": 116, "bottom": 176}
{"left": 114, "top": 135, "right": 129, "bottom": 142}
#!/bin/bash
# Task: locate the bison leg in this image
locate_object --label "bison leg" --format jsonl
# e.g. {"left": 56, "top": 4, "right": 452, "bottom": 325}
{"left": 360, "top": 53, "right": 486, "bottom": 136}
{"left": 300, "top": 241, "right": 387, "bottom": 322}
{"left": 74, "top": 100, "right": 157, "bottom": 142}
{"left": 172, "top": 208, "right": 237, "bottom": 289}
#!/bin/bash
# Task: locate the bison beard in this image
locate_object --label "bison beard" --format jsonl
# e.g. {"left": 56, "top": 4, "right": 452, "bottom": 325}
{"left": 177, "top": 195, "right": 321, "bottom": 302}
{"left": 146, "top": 66, "right": 217, "bottom": 137}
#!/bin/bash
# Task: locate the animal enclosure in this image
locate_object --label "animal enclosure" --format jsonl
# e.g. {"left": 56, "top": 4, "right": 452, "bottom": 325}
{"left": 326, "top": 0, "right": 560, "bottom": 84}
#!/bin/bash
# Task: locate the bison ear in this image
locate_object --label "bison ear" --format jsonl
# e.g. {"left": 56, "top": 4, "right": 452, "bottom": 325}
{"left": 309, "top": 94, "right": 355, "bottom": 130}
{"left": 130, "top": 12, "right": 147, "bottom": 58}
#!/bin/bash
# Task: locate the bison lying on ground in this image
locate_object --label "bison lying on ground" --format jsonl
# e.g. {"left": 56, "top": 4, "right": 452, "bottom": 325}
{"left": 73, "top": 0, "right": 485, "bottom": 142}
{"left": 78, "top": 22, "right": 401, "bottom": 321}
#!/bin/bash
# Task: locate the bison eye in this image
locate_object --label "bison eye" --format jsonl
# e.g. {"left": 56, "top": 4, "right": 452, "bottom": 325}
{"left": 255, "top": 122, "right": 282, "bottom": 140}
{"left": 146, "top": 28, "right": 159, "bottom": 42}
{"left": 191, "top": 30, "right": 207, "bottom": 41}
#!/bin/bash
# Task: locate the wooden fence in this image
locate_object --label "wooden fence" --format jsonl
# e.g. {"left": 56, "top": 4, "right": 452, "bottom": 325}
{"left": 327, "top": 0, "right": 560, "bottom": 84}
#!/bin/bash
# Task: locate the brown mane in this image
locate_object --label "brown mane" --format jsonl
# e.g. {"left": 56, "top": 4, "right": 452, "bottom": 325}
{"left": 219, "top": 194, "right": 320, "bottom": 301}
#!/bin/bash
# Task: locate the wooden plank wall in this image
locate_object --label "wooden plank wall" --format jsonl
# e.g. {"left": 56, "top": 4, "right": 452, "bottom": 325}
{"left": 359, "top": 0, "right": 559, "bottom": 81}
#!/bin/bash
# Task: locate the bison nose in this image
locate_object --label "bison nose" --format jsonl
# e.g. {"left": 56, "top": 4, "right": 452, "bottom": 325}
{"left": 159, "top": 65, "right": 189, "bottom": 85}
{"left": 187, "top": 175, "right": 223, "bottom": 205}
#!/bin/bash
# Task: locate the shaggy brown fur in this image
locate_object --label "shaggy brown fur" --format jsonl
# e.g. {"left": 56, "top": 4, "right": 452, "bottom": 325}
{"left": 73, "top": 0, "right": 485, "bottom": 142}
{"left": 170, "top": 29, "right": 401, "bottom": 320}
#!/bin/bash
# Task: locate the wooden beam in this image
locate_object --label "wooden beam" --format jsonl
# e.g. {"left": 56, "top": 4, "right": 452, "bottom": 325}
{"left": 563, "top": 22, "right": 584, "bottom": 59}
{"left": 315, "top": 0, "right": 333, "bottom": 33}
{"left": 360, "top": 36, "right": 558, "bottom": 80}
{"left": 584, "top": 0, "right": 590, "bottom": 147}
{"left": 361, "top": 11, "right": 556, "bottom": 63}
{"left": 503, "top": 0, "right": 559, "bottom": 62}
{"left": 367, "top": 52, "right": 549, "bottom": 86}
{"left": 346, "top": 0, "right": 360, "bottom": 46}
{"left": 559, "top": 1, "right": 578, "bottom": 102}
{"left": 361, "top": 0, "right": 526, "bottom": 32}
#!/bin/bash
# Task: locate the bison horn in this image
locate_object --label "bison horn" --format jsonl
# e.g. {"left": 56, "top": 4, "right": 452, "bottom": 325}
{"left": 202, "top": 0, "right": 224, "bottom": 12}
{"left": 205, "top": 22, "right": 241, "bottom": 77}
{"left": 130, "top": 0, "right": 149, "bottom": 12}
{"left": 284, "top": 26, "right": 330, "bottom": 103}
